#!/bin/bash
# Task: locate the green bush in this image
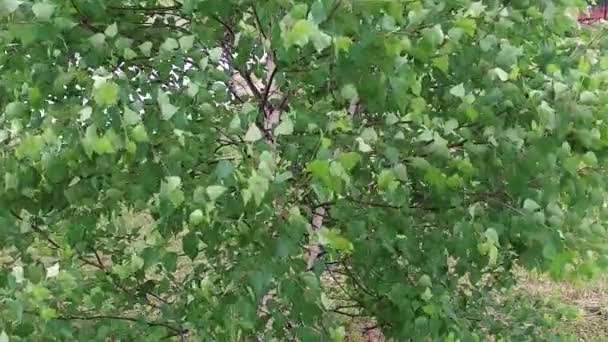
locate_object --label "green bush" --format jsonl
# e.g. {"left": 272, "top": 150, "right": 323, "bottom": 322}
{"left": 1, "top": 0, "right": 607, "bottom": 340}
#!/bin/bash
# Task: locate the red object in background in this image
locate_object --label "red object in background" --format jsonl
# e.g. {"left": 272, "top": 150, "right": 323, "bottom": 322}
{"left": 579, "top": 1, "right": 608, "bottom": 23}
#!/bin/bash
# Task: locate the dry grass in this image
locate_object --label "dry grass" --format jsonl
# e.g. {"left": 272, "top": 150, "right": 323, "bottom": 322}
{"left": 336, "top": 269, "right": 608, "bottom": 341}
{"left": 517, "top": 271, "right": 608, "bottom": 341}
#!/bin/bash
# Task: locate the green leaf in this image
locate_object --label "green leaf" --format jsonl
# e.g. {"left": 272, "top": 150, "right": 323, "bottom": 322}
{"left": 488, "top": 245, "right": 498, "bottom": 266}
{"left": 329, "top": 326, "right": 346, "bottom": 342}
{"left": 179, "top": 35, "right": 195, "bottom": 51}
{"left": 89, "top": 33, "right": 106, "bottom": 48}
{"left": 543, "top": 242, "right": 557, "bottom": 260}
{"left": 46, "top": 263, "right": 59, "bottom": 278}
{"left": 208, "top": 47, "right": 222, "bottom": 63}
{"left": 449, "top": 83, "right": 466, "bottom": 98}
{"left": 421, "top": 287, "right": 433, "bottom": 301}
{"left": 422, "top": 24, "right": 444, "bottom": 47}
{"left": 206, "top": 185, "right": 227, "bottom": 201}
{"left": 491, "top": 67, "right": 509, "bottom": 81}
{"left": 15, "top": 134, "right": 44, "bottom": 160}
{"left": 187, "top": 82, "right": 200, "bottom": 97}
{"left": 215, "top": 160, "right": 234, "bottom": 179}
{"left": 32, "top": 2, "right": 54, "bottom": 21}
{"left": 361, "top": 127, "right": 377, "bottom": 143}
{"left": 245, "top": 171, "right": 269, "bottom": 206}
{"left": 138, "top": 41, "right": 153, "bottom": 56}
{"left": 104, "top": 22, "right": 118, "bottom": 37}
{"left": 182, "top": 232, "right": 199, "bottom": 260}
{"left": 319, "top": 229, "right": 353, "bottom": 252}
{"left": 454, "top": 17, "right": 476, "bottom": 36}
{"left": 40, "top": 307, "right": 57, "bottom": 320}
{"left": 274, "top": 118, "right": 294, "bottom": 136}
{"left": 309, "top": 0, "right": 326, "bottom": 24}
{"left": 340, "top": 84, "right": 358, "bottom": 101}
{"left": 338, "top": 152, "right": 361, "bottom": 171}
{"left": 356, "top": 138, "right": 372, "bottom": 153}
{"left": 93, "top": 133, "right": 116, "bottom": 154}
{"left": 160, "top": 37, "right": 178, "bottom": 51}
{"left": 466, "top": 1, "right": 486, "bottom": 17}
{"left": 432, "top": 55, "right": 449, "bottom": 74}
{"left": 418, "top": 274, "right": 432, "bottom": 287}
{"left": 393, "top": 163, "right": 408, "bottom": 181}
{"left": 4, "top": 172, "right": 18, "bottom": 191}
{"left": 307, "top": 159, "right": 331, "bottom": 183}
{"left": 189, "top": 209, "right": 204, "bottom": 225}
{"left": 311, "top": 30, "right": 332, "bottom": 52}
{"left": 160, "top": 176, "right": 184, "bottom": 207}
{"left": 131, "top": 124, "right": 149, "bottom": 143}
{"left": 284, "top": 19, "right": 316, "bottom": 47}
{"left": 496, "top": 43, "right": 523, "bottom": 68}
{"left": 484, "top": 228, "right": 499, "bottom": 246}
{"left": 0, "top": 0, "right": 22, "bottom": 14}
{"left": 93, "top": 81, "right": 119, "bottom": 106}
{"left": 123, "top": 48, "right": 137, "bottom": 60}
{"left": 334, "top": 36, "right": 352, "bottom": 53}
{"left": 123, "top": 106, "right": 140, "bottom": 125}
{"left": 244, "top": 123, "right": 263, "bottom": 142}
{"left": 193, "top": 186, "right": 206, "bottom": 204}
{"left": 377, "top": 169, "right": 396, "bottom": 191}
{"left": 0, "top": 330, "right": 8, "bottom": 342}
{"left": 523, "top": 199, "right": 540, "bottom": 212}
{"left": 157, "top": 89, "right": 178, "bottom": 120}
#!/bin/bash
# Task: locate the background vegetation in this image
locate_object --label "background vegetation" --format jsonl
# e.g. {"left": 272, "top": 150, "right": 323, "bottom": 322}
{"left": 2, "top": 0, "right": 608, "bottom": 340}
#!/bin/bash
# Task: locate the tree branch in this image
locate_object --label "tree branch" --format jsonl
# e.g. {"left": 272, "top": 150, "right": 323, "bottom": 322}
{"left": 70, "top": 0, "right": 102, "bottom": 33}
{"left": 345, "top": 196, "right": 402, "bottom": 210}
{"left": 261, "top": 66, "right": 278, "bottom": 111}
{"left": 54, "top": 313, "right": 184, "bottom": 334}
{"left": 107, "top": 4, "right": 182, "bottom": 12}
{"left": 306, "top": 206, "right": 327, "bottom": 270}
{"left": 210, "top": 14, "right": 236, "bottom": 38}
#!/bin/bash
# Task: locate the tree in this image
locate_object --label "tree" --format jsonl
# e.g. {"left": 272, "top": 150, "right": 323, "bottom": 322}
{"left": 0, "top": 0, "right": 607, "bottom": 340}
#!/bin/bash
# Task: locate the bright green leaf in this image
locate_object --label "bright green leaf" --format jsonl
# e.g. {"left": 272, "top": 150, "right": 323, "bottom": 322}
{"left": 93, "top": 81, "right": 119, "bottom": 106}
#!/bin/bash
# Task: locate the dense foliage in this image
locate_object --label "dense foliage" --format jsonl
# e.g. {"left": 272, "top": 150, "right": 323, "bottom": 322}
{"left": 1, "top": 0, "right": 608, "bottom": 340}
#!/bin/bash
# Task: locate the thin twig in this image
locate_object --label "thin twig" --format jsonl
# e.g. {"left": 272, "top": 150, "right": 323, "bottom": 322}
{"left": 210, "top": 15, "right": 236, "bottom": 38}
{"left": 250, "top": 6, "right": 268, "bottom": 40}
{"left": 261, "top": 66, "right": 278, "bottom": 111}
